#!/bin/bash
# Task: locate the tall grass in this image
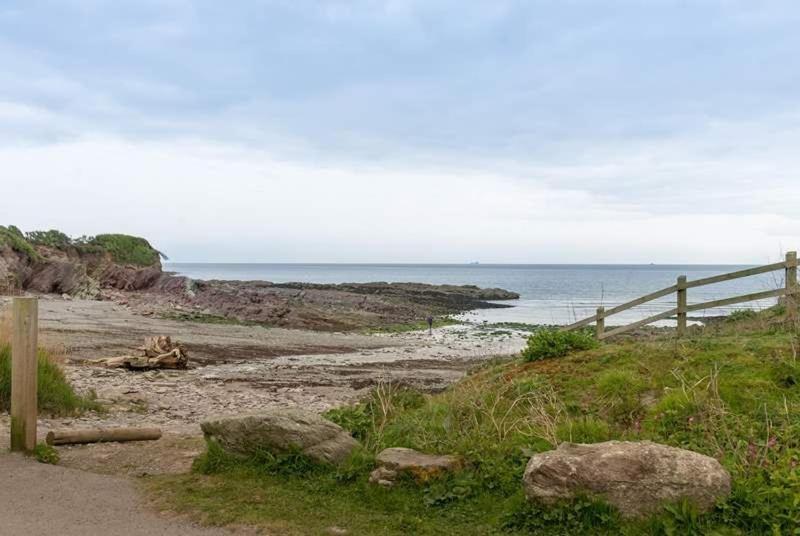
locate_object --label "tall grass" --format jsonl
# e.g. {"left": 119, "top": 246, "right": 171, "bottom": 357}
{"left": 0, "top": 306, "right": 95, "bottom": 416}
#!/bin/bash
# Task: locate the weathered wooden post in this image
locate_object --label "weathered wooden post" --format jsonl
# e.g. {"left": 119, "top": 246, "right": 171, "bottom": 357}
{"left": 676, "top": 276, "right": 687, "bottom": 338}
{"left": 596, "top": 306, "right": 605, "bottom": 340}
{"left": 786, "top": 251, "right": 798, "bottom": 320}
{"left": 10, "top": 297, "right": 38, "bottom": 452}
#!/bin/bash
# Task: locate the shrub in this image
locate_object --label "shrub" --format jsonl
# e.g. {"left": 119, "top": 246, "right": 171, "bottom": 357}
{"left": 25, "top": 229, "right": 72, "bottom": 249}
{"left": 522, "top": 328, "right": 598, "bottom": 361}
{"left": 90, "top": 234, "right": 164, "bottom": 266}
{"left": 726, "top": 309, "right": 757, "bottom": 323}
{"left": 0, "top": 225, "right": 39, "bottom": 260}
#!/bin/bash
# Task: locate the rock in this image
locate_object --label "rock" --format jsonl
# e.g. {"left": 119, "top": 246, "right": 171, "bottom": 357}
{"left": 200, "top": 409, "right": 359, "bottom": 465}
{"left": 522, "top": 441, "right": 731, "bottom": 518}
{"left": 369, "top": 447, "right": 462, "bottom": 485}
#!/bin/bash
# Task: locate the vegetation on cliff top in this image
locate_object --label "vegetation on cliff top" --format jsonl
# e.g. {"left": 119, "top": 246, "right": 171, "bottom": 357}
{"left": 0, "top": 225, "right": 164, "bottom": 267}
{"left": 149, "top": 308, "right": 800, "bottom": 534}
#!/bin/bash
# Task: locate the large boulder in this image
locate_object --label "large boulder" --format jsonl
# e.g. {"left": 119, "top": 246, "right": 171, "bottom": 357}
{"left": 523, "top": 441, "right": 731, "bottom": 518}
{"left": 369, "top": 447, "right": 462, "bottom": 486}
{"left": 201, "top": 409, "right": 359, "bottom": 465}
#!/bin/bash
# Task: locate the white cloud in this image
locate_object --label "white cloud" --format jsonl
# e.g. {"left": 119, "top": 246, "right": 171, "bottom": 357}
{"left": 1, "top": 136, "right": 796, "bottom": 263}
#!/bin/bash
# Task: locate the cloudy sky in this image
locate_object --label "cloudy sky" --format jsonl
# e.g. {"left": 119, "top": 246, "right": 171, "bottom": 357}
{"left": 1, "top": 1, "right": 798, "bottom": 263}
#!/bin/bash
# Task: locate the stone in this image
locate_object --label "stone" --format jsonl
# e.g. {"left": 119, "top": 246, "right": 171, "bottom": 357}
{"left": 522, "top": 441, "right": 731, "bottom": 518}
{"left": 200, "top": 409, "right": 359, "bottom": 465}
{"left": 369, "top": 447, "right": 462, "bottom": 485}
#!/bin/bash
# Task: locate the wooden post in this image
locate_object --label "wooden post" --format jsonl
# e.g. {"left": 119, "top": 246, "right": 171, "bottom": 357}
{"left": 596, "top": 306, "right": 605, "bottom": 339}
{"left": 10, "top": 297, "right": 38, "bottom": 452}
{"left": 786, "top": 251, "right": 798, "bottom": 320}
{"left": 676, "top": 276, "right": 687, "bottom": 338}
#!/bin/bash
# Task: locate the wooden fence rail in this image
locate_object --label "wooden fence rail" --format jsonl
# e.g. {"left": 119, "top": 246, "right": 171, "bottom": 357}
{"left": 563, "top": 251, "right": 798, "bottom": 341}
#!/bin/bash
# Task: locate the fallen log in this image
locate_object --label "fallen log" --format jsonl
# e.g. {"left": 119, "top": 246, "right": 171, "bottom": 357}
{"left": 91, "top": 335, "right": 189, "bottom": 370}
{"left": 46, "top": 427, "right": 163, "bottom": 446}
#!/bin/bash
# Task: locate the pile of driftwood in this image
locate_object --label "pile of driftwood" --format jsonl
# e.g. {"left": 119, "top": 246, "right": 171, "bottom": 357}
{"left": 92, "top": 336, "right": 188, "bottom": 370}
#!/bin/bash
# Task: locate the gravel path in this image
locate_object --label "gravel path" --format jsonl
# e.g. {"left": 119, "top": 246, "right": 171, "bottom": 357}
{"left": 0, "top": 453, "right": 229, "bottom": 535}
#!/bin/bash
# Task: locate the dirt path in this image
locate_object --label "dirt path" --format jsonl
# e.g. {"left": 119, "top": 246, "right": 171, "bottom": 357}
{"left": 0, "top": 453, "right": 231, "bottom": 535}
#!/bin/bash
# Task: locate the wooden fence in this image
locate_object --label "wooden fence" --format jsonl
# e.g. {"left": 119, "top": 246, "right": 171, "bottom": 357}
{"left": 562, "top": 251, "right": 798, "bottom": 340}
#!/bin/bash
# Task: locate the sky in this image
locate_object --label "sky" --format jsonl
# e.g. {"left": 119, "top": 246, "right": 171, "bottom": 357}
{"left": 1, "top": 0, "right": 799, "bottom": 264}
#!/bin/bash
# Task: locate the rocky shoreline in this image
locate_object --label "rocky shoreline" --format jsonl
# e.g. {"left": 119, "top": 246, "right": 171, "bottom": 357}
{"left": 1, "top": 228, "right": 520, "bottom": 331}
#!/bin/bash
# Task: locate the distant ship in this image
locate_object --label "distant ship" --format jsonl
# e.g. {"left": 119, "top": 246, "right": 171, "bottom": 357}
{"left": 468, "top": 261, "right": 480, "bottom": 265}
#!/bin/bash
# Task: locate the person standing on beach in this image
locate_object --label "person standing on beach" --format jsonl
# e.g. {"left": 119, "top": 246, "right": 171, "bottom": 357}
{"left": 426, "top": 315, "right": 434, "bottom": 335}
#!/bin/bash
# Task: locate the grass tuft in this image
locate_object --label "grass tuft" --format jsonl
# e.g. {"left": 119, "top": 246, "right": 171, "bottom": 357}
{"left": 0, "top": 344, "right": 98, "bottom": 416}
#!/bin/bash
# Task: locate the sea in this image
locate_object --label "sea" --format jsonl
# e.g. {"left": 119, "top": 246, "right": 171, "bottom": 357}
{"left": 165, "top": 263, "right": 784, "bottom": 327}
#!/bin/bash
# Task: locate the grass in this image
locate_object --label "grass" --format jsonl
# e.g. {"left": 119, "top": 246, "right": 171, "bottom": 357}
{"left": 90, "top": 234, "right": 163, "bottom": 266}
{"left": 147, "top": 310, "right": 800, "bottom": 535}
{"left": 33, "top": 442, "right": 60, "bottom": 464}
{"left": 0, "top": 225, "right": 39, "bottom": 261}
{"left": 1, "top": 225, "right": 163, "bottom": 267}
{"left": 0, "top": 344, "right": 98, "bottom": 416}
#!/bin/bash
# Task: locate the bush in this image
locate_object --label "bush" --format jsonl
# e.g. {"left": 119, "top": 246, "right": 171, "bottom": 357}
{"left": 0, "top": 225, "right": 39, "bottom": 260}
{"left": 726, "top": 309, "right": 757, "bottom": 323}
{"left": 25, "top": 229, "right": 72, "bottom": 249}
{"left": 0, "top": 344, "right": 96, "bottom": 416}
{"left": 90, "top": 234, "right": 164, "bottom": 266}
{"left": 522, "top": 328, "right": 598, "bottom": 361}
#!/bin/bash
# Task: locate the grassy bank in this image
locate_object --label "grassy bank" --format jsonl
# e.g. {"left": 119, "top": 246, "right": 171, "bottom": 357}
{"left": 148, "top": 310, "right": 800, "bottom": 535}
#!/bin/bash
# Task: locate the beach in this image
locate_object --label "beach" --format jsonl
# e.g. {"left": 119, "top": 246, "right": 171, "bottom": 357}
{"left": 0, "top": 294, "right": 529, "bottom": 476}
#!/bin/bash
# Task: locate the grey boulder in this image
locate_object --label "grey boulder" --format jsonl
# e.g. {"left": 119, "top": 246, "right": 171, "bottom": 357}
{"left": 369, "top": 447, "right": 462, "bottom": 485}
{"left": 523, "top": 440, "right": 731, "bottom": 518}
{"left": 201, "top": 409, "right": 359, "bottom": 465}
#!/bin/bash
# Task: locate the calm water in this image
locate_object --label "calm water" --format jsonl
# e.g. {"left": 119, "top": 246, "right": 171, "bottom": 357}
{"left": 165, "top": 263, "right": 785, "bottom": 326}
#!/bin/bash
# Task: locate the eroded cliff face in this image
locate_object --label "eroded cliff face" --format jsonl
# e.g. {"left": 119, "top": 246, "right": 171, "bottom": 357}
{"left": 0, "top": 241, "right": 162, "bottom": 297}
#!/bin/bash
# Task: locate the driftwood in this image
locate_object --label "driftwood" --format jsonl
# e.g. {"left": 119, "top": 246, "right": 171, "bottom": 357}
{"left": 92, "top": 336, "right": 188, "bottom": 370}
{"left": 46, "top": 427, "right": 163, "bottom": 446}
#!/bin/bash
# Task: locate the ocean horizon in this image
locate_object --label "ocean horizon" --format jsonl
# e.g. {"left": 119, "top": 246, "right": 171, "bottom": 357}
{"left": 165, "top": 262, "right": 784, "bottom": 326}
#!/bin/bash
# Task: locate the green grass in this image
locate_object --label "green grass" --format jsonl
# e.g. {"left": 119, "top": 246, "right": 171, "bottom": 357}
{"left": 33, "top": 442, "right": 60, "bottom": 464}
{"left": 1, "top": 226, "right": 164, "bottom": 267}
{"left": 147, "top": 313, "right": 800, "bottom": 535}
{"left": 90, "top": 234, "right": 162, "bottom": 266}
{"left": 0, "top": 344, "right": 98, "bottom": 416}
{"left": 0, "top": 225, "right": 39, "bottom": 260}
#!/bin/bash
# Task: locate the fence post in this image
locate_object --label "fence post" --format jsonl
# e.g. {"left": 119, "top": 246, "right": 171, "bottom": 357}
{"left": 596, "top": 306, "right": 605, "bottom": 339}
{"left": 10, "top": 297, "right": 38, "bottom": 452}
{"left": 787, "top": 251, "right": 798, "bottom": 321}
{"left": 677, "top": 276, "right": 687, "bottom": 338}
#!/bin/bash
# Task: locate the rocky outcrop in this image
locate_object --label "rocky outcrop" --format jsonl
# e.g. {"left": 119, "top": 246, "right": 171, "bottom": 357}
{"left": 2, "top": 226, "right": 520, "bottom": 331}
{"left": 0, "top": 228, "right": 163, "bottom": 297}
{"left": 200, "top": 409, "right": 360, "bottom": 465}
{"left": 276, "top": 282, "right": 519, "bottom": 308}
{"left": 369, "top": 447, "right": 462, "bottom": 486}
{"left": 522, "top": 441, "right": 731, "bottom": 518}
